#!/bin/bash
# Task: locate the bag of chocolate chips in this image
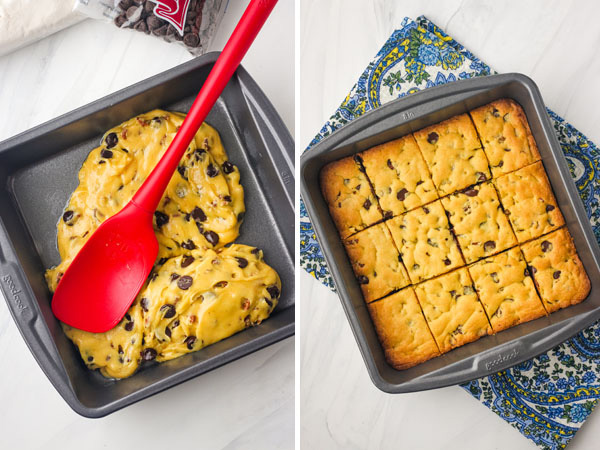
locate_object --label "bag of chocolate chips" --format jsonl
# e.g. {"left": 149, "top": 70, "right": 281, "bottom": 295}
{"left": 75, "top": 0, "right": 227, "bottom": 55}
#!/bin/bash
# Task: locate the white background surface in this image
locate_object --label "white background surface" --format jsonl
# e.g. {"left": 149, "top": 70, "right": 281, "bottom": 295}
{"left": 0, "top": 1, "right": 294, "bottom": 449}
{"left": 300, "top": 1, "right": 600, "bottom": 449}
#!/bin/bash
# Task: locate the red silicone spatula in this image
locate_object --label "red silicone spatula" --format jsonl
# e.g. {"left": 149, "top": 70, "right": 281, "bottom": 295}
{"left": 51, "top": 0, "right": 279, "bottom": 333}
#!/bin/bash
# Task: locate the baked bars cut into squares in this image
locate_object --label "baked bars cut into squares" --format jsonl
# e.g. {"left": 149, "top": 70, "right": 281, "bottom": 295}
{"left": 386, "top": 200, "right": 464, "bottom": 283}
{"left": 320, "top": 155, "right": 383, "bottom": 239}
{"left": 343, "top": 222, "right": 410, "bottom": 303}
{"left": 414, "top": 268, "right": 491, "bottom": 354}
{"left": 520, "top": 228, "right": 591, "bottom": 313}
{"left": 494, "top": 161, "right": 564, "bottom": 243}
{"left": 470, "top": 98, "right": 541, "bottom": 177}
{"left": 413, "top": 113, "right": 491, "bottom": 196}
{"left": 469, "top": 247, "right": 547, "bottom": 332}
{"left": 441, "top": 182, "right": 517, "bottom": 263}
{"left": 367, "top": 287, "right": 440, "bottom": 370}
{"left": 360, "top": 134, "right": 438, "bottom": 218}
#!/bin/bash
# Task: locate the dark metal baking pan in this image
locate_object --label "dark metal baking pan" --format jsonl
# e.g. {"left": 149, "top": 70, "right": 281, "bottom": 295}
{"left": 0, "top": 52, "right": 294, "bottom": 417}
{"left": 300, "top": 73, "right": 600, "bottom": 393}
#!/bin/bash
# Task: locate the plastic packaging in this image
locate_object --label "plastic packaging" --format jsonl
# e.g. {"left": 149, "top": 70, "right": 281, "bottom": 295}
{"left": 74, "top": 0, "right": 227, "bottom": 55}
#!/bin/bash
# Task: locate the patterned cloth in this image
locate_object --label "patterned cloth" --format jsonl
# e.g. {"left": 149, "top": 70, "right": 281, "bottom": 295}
{"left": 300, "top": 16, "right": 600, "bottom": 450}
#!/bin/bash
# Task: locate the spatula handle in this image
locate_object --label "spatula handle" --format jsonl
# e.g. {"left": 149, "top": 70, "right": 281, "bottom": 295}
{"left": 131, "top": 0, "right": 278, "bottom": 213}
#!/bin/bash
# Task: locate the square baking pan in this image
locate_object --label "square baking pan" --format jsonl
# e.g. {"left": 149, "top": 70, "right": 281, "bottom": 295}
{"left": 300, "top": 73, "right": 600, "bottom": 393}
{"left": 0, "top": 52, "right": 294, "bottom": 417}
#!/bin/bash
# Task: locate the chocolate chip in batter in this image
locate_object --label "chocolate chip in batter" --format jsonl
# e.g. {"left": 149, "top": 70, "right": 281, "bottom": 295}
{"left": 222, "top": 161, "right": 235, "bottom": 174}
{"left": 172, "top": 319, "right": 180, "bottom": 328}
{"left": 149, "top": 272, "right": 158, "bottom": 282}
{"left": 125, "top": 321, "right": 134, "bottom": 331}
{"left": 363, "top": 199, "right": 371, "bottom": 210}
{"left": 181, "top": 239, "right": 196, "bottom": 250}
{"left": 100, "top": 149, "right": 113, "bottom": 159}
{"left": 141, "top": 348, "right": 157, "bottom": 361}
{"left": 490, "top": 272, "right": 499, "bottom": 283}
{"left": 160, "top": 304, "right": 176, "bottom": 318}
{"left": 397, "top": 188, "right": 409, "bottom": 201}
{"left": 206, "top": 163, "right": 219, "bottom": 177}
{"left": 267, "top": 285, "right": 280, "bottom": 298}
{"left": 170, "top": 273, "right": 180, "bottom": 282}
{"left": 427, "top": 132, "right": 439, "bottom": 144}
{"left": 177, "top": 275, "right": 193, "bottom": 290}
{"left": 204, "top": 230, "right": 219, "bottom": 246}
{"left": 484, "top": 240, "right": 496, "bottom": 252}
{"left": 177, "top": 165, "right": 187, "bottom": 179}
{"left": 476, "top": 172, "right": 487, "bottom": 182}
{"left": 158, "top": 258, "right": 168, "bottom": 266}
{"left": 492, "top": 108, "right": 500, "bottom": 117}
{"left": 251, "top": 248, "right": 261, "bottom": 255}
{"left": 215, "top": 281, "right": 228, "bottom": 288}
{"left": 546, "top": 204, "right": 556, "bottom": 212}
{"left": 387, "top": 159, "right": 394, "bottom": 170}
{"left": 154, "top": 211, "right": 169, "bottom": 228}
{"left": 223, "top": 195, "right": 232, "bottom": 203}
{"left": 423, "top": 206, "right": 430, "bottom": 214}
{"left": 553, "top": 270, "right": 561, "bottom": 279}
{"left": 541, "top": 241, "right": 553, "bottom": 252}
{"left": 184, "top": 336, "right": 197, "bottom": 350}
{"left": 236, "top": 257, "right": 248, "bottom": 268}
{"left": 443, "top": 257, "right": 451, "bottom": 266}
{"left": 118, "top": 345, "right": 124, "bottom": 354}
{"left": 140, "top": 297, "right": 149, "bottom": 312}
{"left": 62, "top": 210, "right": 74, "bottom": 223}
{"left": 165, "top": 327, "right": 172, "bottom": 338}
{"left": 191, "top": 206, "right": 207, "bottom": 222}
{"left": 181, "top": 255, "right": 195, "bottom": 268}
{"left": 105, "top": 132, "right": 118, "bottom": 148}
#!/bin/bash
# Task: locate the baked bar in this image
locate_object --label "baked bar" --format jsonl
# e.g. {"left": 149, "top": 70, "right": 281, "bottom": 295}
{"left": 386, "top": 201, "right": 464, "bottom": 283}
{"left": 413, "top": 114, "right": 491, "bottom": 196}
{"left": 470, "top": 98, "right": 540, "bottom": 177}
{"left": 320, "top": 155, "right": 383, "bottom": 239}
{"left": 344, "top": 223, "right": 411, "bottom": 303}
{"left": 441, "top": 182, "right": 517, "bottom": 263}
{"left": 367, "top": 287, "right": 440, "bottom": 369}
{"left": 520, "top": 228, "right": 591, "bottom": 313}
{"left": 360, "top": 134, "right": 438, "bottom": 218}
{"left": 414, "top": 268, "right": 491, "bottom": 353}
{"left": 494, "top": 161, "right": 564, "bottom": 242}
{"left": 469, "top": 247, "right": 547, "bottom": 332}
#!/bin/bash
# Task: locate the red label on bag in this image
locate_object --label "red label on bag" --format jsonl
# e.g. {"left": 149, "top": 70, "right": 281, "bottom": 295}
{"left": 152, "top": 0, "right": 191, "bottom": 36}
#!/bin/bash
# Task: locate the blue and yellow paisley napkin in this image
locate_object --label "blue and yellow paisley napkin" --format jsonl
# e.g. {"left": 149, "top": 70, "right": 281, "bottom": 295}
{"left": 300, "top": 16, "right": 600, "bottom": 450}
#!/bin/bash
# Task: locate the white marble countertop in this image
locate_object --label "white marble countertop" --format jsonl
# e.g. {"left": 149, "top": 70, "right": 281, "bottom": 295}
{"left": 0, "top": 1, "right": 294, "bottom": 449}
{"left": 300, "top": 1, "right": 600, "bottom": 449}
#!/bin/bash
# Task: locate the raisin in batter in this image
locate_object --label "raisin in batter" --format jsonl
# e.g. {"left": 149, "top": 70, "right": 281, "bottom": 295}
{"left": 45, "top": 110, "right": 281, "bottom": 379}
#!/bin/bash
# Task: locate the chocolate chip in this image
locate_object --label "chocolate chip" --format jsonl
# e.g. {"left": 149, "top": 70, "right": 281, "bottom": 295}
{"left": 443, "top": 258, "right": 451, "bottom": 266}
{"left": 181, "top": 239, "right": 196, "bottom": 250}
{"left": 158, "top": 258, "right": 168, "bottom": 265}
{"left": 124, "top": 321, "right": 134, "bottom": 331}
{"left": 530, "top": 266, "right": 537, "bottom": 274}
{"left": 204, "top": 230, "right": 219, "bottom": 246}
{"left": 490, "top": 272, "right": 499, "bottom": 283}
{"left": 146, "top": 15, "right": 161, "bottom": 30}
{"left": 134, "top": 20, "right": 148, "bottom": 33}
{"left": 149, "top": 272, "right": 158, "bottom": 282}
{"left": 236, "top": 257, "right": 248, "bottom": 268}
{"left": 165, "top": 327, "right": 171, "bottom": 338}
{"left": 423, "top": 206, "right": 430, "bottom": 214}
{"left": 553, "top": 270, "right": 561, "bottom": 279}
{"left": 251, "top": 248, "right": 260, "bottom": 255}
{"left": 118, "top": 345, "right": 124, "bottom": 354}
{"left": 183, "top": 33, "right": 200, "bottom": 47}
{"left": 267, "top": 285, "right": 280, "bottom": 298}
{"left": 105, "top": 132, "right": 118, "bottom": 148}
{"left": 464, "top": 188, "right": 478, "bottom": 197}
{"left": 498, "top": 161, "right": 504, "bottom": 167}
{"left": 223, "top": 195, "right": 232, "bottom": 203}
{"left": 172, "top": 319, "right": 180, "bottom": 328}
{"left": 62, "top": 210, "right": 74, "bottom": 223}
{"left": 384, "top": 210, "right": 393, "bottom": 219}
{"left": 177, "top": 275, "right": 193, "bottom": 290}
{"left": 357, "top": 275, "right": 369, "bottom": 284}
{"left": 98, "top": 160, "right": 106, "bottom": 164}
{"left": 476, "top": 172, "right": 487, "bottom": 182}
{"left": 184, "top": 336, "right": 197, "bottom": 350}
{"left": 206, "top": 163, "right": 219, "bottom": 177}
{"left": 100, "top": 149, "right": 113, "bottom": 159}
{"left": 154, "top": 211, "right": 169, "bottom": 228}
{"left": 170, "top": 273, "right": 180, "bottom": 282}
{"left": 416, "top": 180, "right": 424, "bottom": 186}
{"left": 492, "top": 108, "right": 500, "bottom": 117}
{"left": 541, "top": 241, "right": 553, "bottom": 252}
{"left": 546, "top": 204, "right": 556, "bottom": 212}
{"left": 141, "top": 348, "right": 157, "bottom": 361}
{"left": 191, "top": 206, "right": 207, "bottom": 222}
{"left": 387, "top": 159, "right": 394, "bottom": 170}
{"left": 114, "top": 14, "right": 127, "bottom": 27}
{"left": 498, "top": 136, "right": 506, "bottom": 143}
{"left": 363, "top": 199, "right": 371, "bottom": 210}
{"left": 353, "top": 154, "right": 363, "bottom": 165}
{"left": 524, "top": 267, "right": 530, "bottom": 277}
{"left": 484, "top": 240, "right": 496, "bottom": 252}
{"left": 177, "top": 165, "right": 187, "bottom": 178}
{"left": 222, "top": 161, "right": 235, "bottom": 174}
{"left": 427, "top": 132, "right": 439, "bottom": 144}
{"left": 397, "top": 188, "right": 409, "bottom": 201}
{"left": 140, "top": 298, "right": 149, "bottom": 312}
{"left": 181, "top": 255, "right": 195, "bottom": 268}
{"left": 160, "top": 304, "right": 176, "bottom": 318}
{"left": 449, "top": 290, "right": 457, "bottom": 298}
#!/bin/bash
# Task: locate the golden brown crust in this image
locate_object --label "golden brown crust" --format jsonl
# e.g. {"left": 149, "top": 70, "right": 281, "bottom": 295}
{"left": 494, "top": 161, "right": 564, "bottom": 242}
{"left": 470, "top": 98, "right": 540, "bottom": 177}
{"left": 413, "top": 114, "right": 490, "bottom": 195}
{"left": 520, "top": 228, "right": 591, "bottom": 313}
{"left": 367, "top": 288, "right": 440, "bottom": 370}
{"left": 360, "top": 135, "right": 438, "bottom": 218}
{"left": 468, "top": 247, "right": 547, "bottom": 332}
{"left": 386, "top": 201, "right": 464, "bottom": 283}
{"left": 414, "top": 268, "right": 491, "bottom": 353}
{"left": 343, "top": 223, "right": 410, "bottom": 303}
{"left": 441, "top": 182, "right": 517, "bottom": 263}
{"left": 320, "top": 156, "right": 383, "bottom": 239}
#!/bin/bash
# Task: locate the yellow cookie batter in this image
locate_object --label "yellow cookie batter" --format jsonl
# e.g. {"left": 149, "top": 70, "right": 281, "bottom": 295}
{"left": 46, "top": 110, "right": 281, "bottom": 379}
